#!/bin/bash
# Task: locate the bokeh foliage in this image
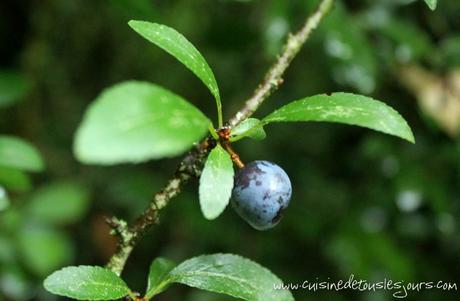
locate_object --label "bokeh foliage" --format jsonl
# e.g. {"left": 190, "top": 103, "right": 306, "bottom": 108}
{"left": 1, "top": 0, "right": 460, "bottom": 300}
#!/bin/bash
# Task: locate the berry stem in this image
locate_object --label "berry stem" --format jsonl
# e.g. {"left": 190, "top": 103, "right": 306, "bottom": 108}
{"left": 222, "top": 141, "right": 245, "bottom": 169}
{"left": 217, "top": 126, "right": 245, "bottom": 168}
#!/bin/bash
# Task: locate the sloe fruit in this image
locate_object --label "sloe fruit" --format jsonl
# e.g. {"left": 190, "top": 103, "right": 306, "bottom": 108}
{"left": 231, "top": 160, "right": 292, "bottom": 230}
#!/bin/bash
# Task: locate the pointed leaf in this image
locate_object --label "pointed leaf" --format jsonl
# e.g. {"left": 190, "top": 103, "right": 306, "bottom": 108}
{"left": 74, "top": 81, "right": 211, "bottom": 165}
{"left": 44, "top": 266, "right": 131, "bottom": 300}
{"left": 199, "top": 145, "right": 234, "bottom": 220}
{"left": 423, "top": 0, "right": 437, "bottom": 10}
{"left": 145, "top": 258, "right": 177, "bottom": 298}
{"left": 231, "top": 118, "right": 266, "bottom": 141}
{"left": 166, "top": 254, "right": 294, "bottom": 301}
{"left": 0, "top": 136, "right": 44, "bottom": 172}
{"left": 128, "top": 20, "right": 220, "bottom": 103}
{"left": 262, "top": 92, "right": 414, "bottom": 143}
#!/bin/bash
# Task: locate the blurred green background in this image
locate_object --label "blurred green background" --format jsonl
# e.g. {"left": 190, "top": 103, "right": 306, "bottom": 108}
{"left": 1, "top": 0, "right": 460, "bottom": 300}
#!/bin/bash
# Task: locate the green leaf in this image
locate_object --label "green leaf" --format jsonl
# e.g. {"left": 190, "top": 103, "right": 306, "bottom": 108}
{"left": 18, "top": 225, "right": 73, "bottom": 276}
{"left": 145, "top": 258, "right": 177, "bottom": 298}
{"left": 199, "top": 145, "right": 234, "bottom": 220}
{"left": 74, "top": 81, "right": 211, "bottom": 165}
{"left": 44, "top": 266, "right": 132, "bottom": 300}
{"left": 0, "top": 70, "right": 29, "bottom": 108}
{"left": 166, "top": 254, "right": 294, "bottom": 301}
{"left": 0, "top": 186, "right": 9, "bottom": 211}
{"left": 26, "top": 181, "right": 90, "bottom": 224}
{"left": 423, "top": 0, "right": 437, "bottom": 10}
{"left": 262, "top": 93, "right": 414, "bottom": 143}
{"left": 0, "top": 166, "right": 32, "bottom": 193}
{"left": 128, "top": 20, "right": 222, "bottom": 125}
{"left": 0, "top": 136, "right": 44, "bottom": 172}
{"left": 231, "top": 118, "right": 266, "bottom": 141}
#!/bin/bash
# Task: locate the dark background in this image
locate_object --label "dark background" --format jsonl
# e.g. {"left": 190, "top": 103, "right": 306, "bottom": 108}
{"left": 1, "top": 0, "right": 460, "bottom": 300}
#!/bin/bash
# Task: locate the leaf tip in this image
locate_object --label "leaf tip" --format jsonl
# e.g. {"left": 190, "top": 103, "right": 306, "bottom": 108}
{"left": 202, "top": 209, "right": 221, "bottom": 220}
{"left": 398, "top": 119, "right": 415, "bottom": 144}
{"left": 127, "top": 20, "right": 148, "bottom": 33}
{"left": 424, "top": 0, "right": 437, "bottom": 10}
{"left": 43, "top": 267, "right": 64, "bottom": 294}
{"left": 199, "top": 187, "right": 228, "bottom": 220}
{"left": 127, "top": 19, "right": 140, "bottom": 28}
{"left": 405, "top": 131, "right": 416, "bottom": 144}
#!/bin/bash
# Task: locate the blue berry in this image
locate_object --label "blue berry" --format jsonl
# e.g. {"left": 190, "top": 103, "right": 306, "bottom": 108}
{"left": 231, "top": 160, "right": 292, "bottom": 230}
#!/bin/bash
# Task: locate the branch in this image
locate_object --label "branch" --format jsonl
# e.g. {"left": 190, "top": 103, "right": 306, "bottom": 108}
{"left": 228, "top": 0, "right": 334, "bottom": 127}
{"left": 106, "top": 139, "right": 213, "bottom": 274}
{"left": 106, "top": 0, "right": 334, "bottom": 276}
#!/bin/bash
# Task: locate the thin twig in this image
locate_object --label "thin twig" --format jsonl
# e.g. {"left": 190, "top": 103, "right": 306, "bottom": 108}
{"left": 106, "top": 0, "right": 334, "bottom": 276}
{"left": 228, "top": 0, "right": 335, "bottom": 127}
{"left": 106, "top": 138, "right": 213, "bottom": 274}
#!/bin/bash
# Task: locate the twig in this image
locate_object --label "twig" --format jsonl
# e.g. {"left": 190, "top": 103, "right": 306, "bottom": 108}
{"left": 106, "top": 0, "right": 334, "bottom": 276}
{"left": 228, "top": 0, "right": 334, "bottom": 127}
{"left": 106, "top": 138, "right": 213, "bottom": 274}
